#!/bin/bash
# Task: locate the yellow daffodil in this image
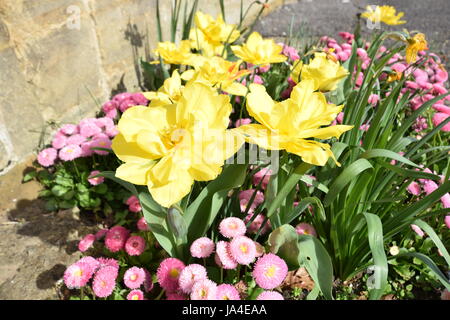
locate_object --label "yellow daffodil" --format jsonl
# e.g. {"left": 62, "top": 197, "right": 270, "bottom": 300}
{"left": 291, "top": 52, "right": 349, "bottom": 92}
{"left": 405, "top": 33, "right": 428, "bottom": 64}
{"left": 112, "top": 82, "right": 244, "bottom": 208}
{"left": 154, "top": 40, "right": 198, "bottom": 65}
{"left": 361, "top": 5, "right": 406, "bottom": 25}
{"left": 231, "top": 32, "right": 287, "bottom": 66}
{"left": 189, "top": 28, "right": 226, "bottom": 58}
{"left": 143, "top": 70, "right": 184, "bottom": 107}
{"left": 236, "top": 80, "right": 353, "bottom": 166}
{"left": 181, "top": 56, "right": 250, "bottom": 96}
{"left": 194, "top": 12, "right": 240, "bottom": 45}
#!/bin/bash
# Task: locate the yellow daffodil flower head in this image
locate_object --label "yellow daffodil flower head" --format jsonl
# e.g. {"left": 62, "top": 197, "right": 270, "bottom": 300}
{"left": 112, "top": 82, "right": 244, "bottom": 208}
{"left": 236, "top": 80, "right": 353, "bottom": 166}
{"left": 143, "top": 70, "right": 184, "bottom": 107}
{"left": 189, "top": 28, "right": 226, "bottom": 58}
{"left": 194, "top": 12, "right": 240, "bottom": 45}
{"left": 291, "top": 52, "right": 349, "bottom": 92}
{"left": 181, "top": 56, "right": 250, "bottom": 96}
{"left": 361, "top": 5, "right": 406, "bottom": 25}
{"left": 405, "top": 33, "right": 428, "bottom": 64}
{"left": 154, "top": 40, "right": 197, "bottom": 65}
{"left": 231, "top": 32, "right": 287, "bottom": 66}
{"left": 387, "top": 70, "right": 403, "bottom": 83}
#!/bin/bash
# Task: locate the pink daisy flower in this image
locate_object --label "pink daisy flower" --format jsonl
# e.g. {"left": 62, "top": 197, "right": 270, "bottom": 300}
{"left": 59, "top": 144, "right": 82, "bottom": 161}
{"left": 79, "top": 119, "right": 102, "bottom": 138}
{"left": 137, "top": 217, "right": 149, "bottom": 231}
{"left": 78, "top": 234, "right": 95, "bottom": 252}
{"left": 80, "top": 141, "right": 94, "bottom": 157}
{"left": 295, "top": 223, "right": 317, "bottom": 237}
{"left": 127, "top": 289, "right": 144, "bottom": 300}
{"left": 102, "top": 100, "right": 118, "bottom": 114}
{"left": 178, "top": 264, "right": 208, "bottom": 294}
{"left": 216, "top": 284, "right": 241, "bottom": 300}
{"left": 60, "top": 124, "right": 79, "bottom": 135}
{"left": 92, "top": 266, "right": 117, "bottom": 298}
{"left": 126, "top": 195, "right": 142, "bottom": 213}
{"left": 105, "top": 125, "right": 119, "bottom": 137}
{"left": 66, "top": 134, "right": 86, "bottom": 146}
{"left": 157, "top": 258, "right": 185, "bottom": 293}
{"left": 63, "top": 262, "right": 94, "bottom": 289}
{"left": 125, "top": 235, "right": 146, "bottom": 256}
{"left": 78, "top": 256, "right": 100, "bottom": 273}
{"left": 87, "top": 170, "right": 104, "bottom": 186}
{"left": 51, "top": 134, "right": 67, "bottom": 149}
{"left": 257, "top": 291, "right": 284, "bottom": 300}
{"left": 90, "top": 137, "right": 112, "bottom": 155}
{"left": 95, "top": 117, "right": 114, "bottom": 129}
{"left": 252, "top": 253, "right": 288, "bottom": 290}
{"left": 229, "top": 236, "right": 257, "bottom": 265}
{"left": 219, "top": 217, "right": 246, "bottom": 239}
{"left": 97, "top": 257, "right": 119, "bottom": 270}
{"left": 190, "top": 237, "right": 215, "bottom": 258}
{"left": 124, "top": 267, "right": 146, "bottom": 289}
{"left": 190, "top": 279, "right": 218, "bottom": 300}
{"left": 407, "top": 181, "right": 422, "bottom": 196}
{"left": 37, "top": 148, "right": 57, "bottom": 167}
{"left": 105, "top": 226, "right": 130, "bottom": 252}
{"left": 215, "top": 241, "right": 238, "bottom": 269}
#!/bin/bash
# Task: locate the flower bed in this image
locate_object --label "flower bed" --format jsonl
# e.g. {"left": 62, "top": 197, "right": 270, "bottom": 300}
{"left": 26, "top": 3, "right": 449, "bottom": 300}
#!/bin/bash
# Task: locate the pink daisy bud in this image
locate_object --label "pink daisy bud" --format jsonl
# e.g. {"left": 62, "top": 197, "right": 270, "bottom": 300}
{"left": 37, "top": 148, "right": 57, "bottom": 167}
{"left": 235, "top": 118, "right": 252, "bottom": 128}
{"left": 127, "top": 289, "right": 144, "bottom": 300}
{"left": 190, "top": 279, "right": 218, "bottom": 300}
{"left": 368, "top": 94, "right": 380, "bottom": 106}
{"left": 422, "top": 180, "right": 439, "bottom": 195}
{"left": 295, "top": 223, "right": 317, "bottom": 237}
{"left": 253, "top": 167, "right": 273, "bottom": 189}
{"left": 178, "top": 264, "right": 208, "bottom": 294}
{"left": 407, "top": 182, "right": 422, "bottom": 196}
{"left": 60, "top": 124, "right": 79, "bottom": 135}
{"left": 95, "top": 229, "right": 108, "bottom": 240}
{"left": 229, "top": 236, "right": 257, "bottom": 265}
{"left": 190, "top": 237, "right": 215, "bottom": 258}
{"left": 78, "top": 234, "right": 96, "bottom": 252}
{"left": 219, "top": 217, "right": 247, "bottom": 239}
{"left": 131, "top": 93, "right": 149, "bottom": 105}
{"left": 102, "top": 100, "right": 118, "bottom": 113}
{"left": 253, "top": 253, "right": 288, "bottom": 290}
{"left": 411, "top": 224, "right": 425, "bottom": 237}
{"left": 88, "top": 170, "right": 104, "bottom": 186}
{"left": 125, "top": 235, "right": 146, "bottom": 256}
{"left": 433, "top": 113, "right": 450, "bottom": 132}
{"left": 239, "top": 189, "right": 265, "bottom": 214}
{"left": 124, "top": 267, "right": 146, "bottom": 289}
{"left": 105, "top": 108, "right": 118, "bottom": 119}
{"left": 216, "top": 284, "right": 241, "bottom": 300}
{"left": 126, "top": 195, "right": 142, "bottom": 212}
{"left": 215, "top": 241, "right": 238, "bottom": 269}
{"left": 137, "top": 217, "right": 150, "bottom": 231}
{"left": 92, "top": 266, "right": 118, "bottom": 298}
{"left": 59, "top": 144, "right": 82, "bottom": 161}
{"left": 445, "top": 216, "right": 450, "bottom": 229}
{"left": 257, "top": 291, "right": 284, "bottom": 300}
{"left": 143, "top": 269, "right": 154, "bottom": 293}
{"left": 97, "top": 257, "right": 119, "bottom": 270}
{"left": 157, "top": 258, "right": 185, "bottom": 293}
{"left": 63, "top": 262, "right": 94, "bottom": 289}
{"left": 105, "top": 226, "right": 130, "bottom": 252}
{"left": 245, "top": 213, "right": 271, "bottom": 235}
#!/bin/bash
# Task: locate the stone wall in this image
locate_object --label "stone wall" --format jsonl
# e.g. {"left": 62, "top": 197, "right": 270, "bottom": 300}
{"left": 0, "top": 0, "right": 294, "bottom": 175}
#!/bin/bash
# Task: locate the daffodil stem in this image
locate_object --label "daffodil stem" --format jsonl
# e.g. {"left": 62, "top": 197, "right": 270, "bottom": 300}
{"left": 155, "top": 289, "right": 165, "bottom": 300}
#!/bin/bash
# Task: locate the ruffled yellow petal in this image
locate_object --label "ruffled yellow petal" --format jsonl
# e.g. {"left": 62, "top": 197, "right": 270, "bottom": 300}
{"left": 285, "top": 140, "right": 338, "bottom": 166}
{"left": 296, "top": 125, "right": 354, "bottom": 139}
{"left": 236, "top": 124, "right": 284, "bottom": 151}
{"left": 112, "top": 133, "right": 155, "bottom": 162}
{"left": 116, "top": 161, "right": 155, "bottom": 185}
{"left": 222, "top": 81, "right": 248, "bottom": 96}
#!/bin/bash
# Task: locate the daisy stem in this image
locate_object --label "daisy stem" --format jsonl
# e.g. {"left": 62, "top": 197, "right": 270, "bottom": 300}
{"left": 220, "top": 267, "right": 224, "bottom": 283}
{"left": 203, "top": 258, "right": 206, "bottom": 267}
{"left": 236, "top": 265, "right": 241, "bottom": 282}
{"left": 80, "top": 287, "right": 84, "bottom": 300}
{"left": 155, "top": 289, "right": 165, "bottom": 300}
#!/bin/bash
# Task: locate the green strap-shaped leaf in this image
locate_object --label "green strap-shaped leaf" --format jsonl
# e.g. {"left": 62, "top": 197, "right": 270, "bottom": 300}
{"left": 360, "top": 149, "right": 419, "bottom": 167}
{"left": 284, "top": 197, "right": 326, "bottom": 224}
{"left": 400, "top": 252, "right": 450, "bottom": 291}
{"left": 413, "top": 219, "right": 450, "bottom": 267}
{"left": 363, "top": 213, "right": 388, "bottom": 300}
{"left": 323, "top": 159, "right": 373, "bottom": 207}
{"left": 97, "top": 171, "right": 138, "bottom": 196}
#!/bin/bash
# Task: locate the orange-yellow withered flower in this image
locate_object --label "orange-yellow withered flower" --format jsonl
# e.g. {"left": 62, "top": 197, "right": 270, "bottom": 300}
{"left": 361, "top": 5, "right": 406, "bottom": 26}
{"left": 405, "top": 33, "right": 428, "bottom": 64}
{"left": 112, "top": 82, "right": 244, "bottom": 208}
{"left": 236, "top": 80, "right": 353, "bottom": 166}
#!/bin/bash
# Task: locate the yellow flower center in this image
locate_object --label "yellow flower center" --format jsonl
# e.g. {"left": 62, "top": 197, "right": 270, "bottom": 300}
{"left": 222, "top": 295, "right": 230, "bottom": 300}
{"left": 199, "top": 289, "right": 207, "bottom": 297}
{"left": 101, "top": 280, "right": 107, "bottom": 288}
{"left": 229, "top": 222, "right": 237, "bottom": 230}
{"left": 132, "top": 294, "right": 139, "bottom": 300}
{"left": 130, "top": 274, "right": 137, "bottom": 281}
{"left": 240, "top": 244, "right": 248, "bottom": 253}
{"left": 74, "top": 269, "right": 83, "bottom": 277}
{"left": 169, "top": 268, "right": 179, "bottom": 278}
{"left": 265, "top": 265, "right": 276, "bottom": 278}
